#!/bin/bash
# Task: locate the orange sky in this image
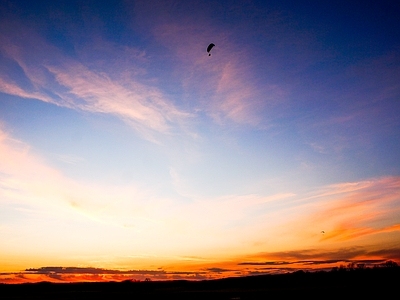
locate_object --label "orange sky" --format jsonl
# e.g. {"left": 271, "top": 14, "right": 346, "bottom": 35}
{"left": 1, "top": 0, "right": 399, "bottom": 284}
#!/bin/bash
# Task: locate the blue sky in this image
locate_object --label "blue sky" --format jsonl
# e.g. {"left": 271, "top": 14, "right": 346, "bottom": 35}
{"left": 0, "top": 0, "right": 399, "bottom": 282}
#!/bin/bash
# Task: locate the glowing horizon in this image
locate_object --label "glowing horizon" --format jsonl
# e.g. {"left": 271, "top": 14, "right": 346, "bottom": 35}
{"left": 1, "top": 0, "right": 399, "bottom": 284}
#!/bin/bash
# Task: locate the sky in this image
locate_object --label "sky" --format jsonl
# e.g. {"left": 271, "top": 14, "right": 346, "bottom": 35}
{"left": 0, "top": 0, "right": 399, "bottom": 283}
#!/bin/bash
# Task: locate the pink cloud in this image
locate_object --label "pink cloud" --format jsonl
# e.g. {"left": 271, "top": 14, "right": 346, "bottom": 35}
{"left": 0, "top": 21, "right": 191, "bottom": 142}
{"left": 135, "top": 3, "right": 286, "bottom": 129}
{"left": 0, "top": 77, "right": 53, "bottom": 103}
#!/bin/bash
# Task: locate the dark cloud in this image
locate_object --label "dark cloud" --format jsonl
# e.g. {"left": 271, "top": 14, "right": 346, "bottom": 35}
{"left": 21, "top": 266, "right": 212, "bottom": 280}
{"left": 237, "top": 246, "right": 400, "bottom": 269}
{"left": 205, "top": 268, "right": 232, "bottom": 273}
{"left": 5, "top": 246, "right": 398, "bottom": 283}
{"left": 45, "top": 273, "right": 65, "bottom": 281}
{"left": 355, "top": 259, "right": 387, "bottom": 264}
{"left": 15, "top": 273, "right": 28, "bottom": 279}
{"left": 25, "top": 267, "right": 167, "bottom": 275}
{"left": 368, "top": 248, "right": 400, "bottom": 260}
{"left": 239, "top": 261, "right": 295, "bottom": 266}
{"left": 243, "top": 246, "right": 400, "bottom": 261}
{"left": 300, "top": 260, "right": 348, "bottom": 266}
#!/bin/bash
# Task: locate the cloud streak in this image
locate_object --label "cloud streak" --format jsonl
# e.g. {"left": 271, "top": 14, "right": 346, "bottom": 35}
{"left": 0, "top": 21, "right": 191, "bottom": 142}
{"left": 134, "top": 0, "right": 284, "bottom": 129}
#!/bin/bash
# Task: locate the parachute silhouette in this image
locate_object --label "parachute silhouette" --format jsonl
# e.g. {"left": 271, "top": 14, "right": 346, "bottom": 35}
{"left": 207, "top": 43, "right": 215, "bottom": 56}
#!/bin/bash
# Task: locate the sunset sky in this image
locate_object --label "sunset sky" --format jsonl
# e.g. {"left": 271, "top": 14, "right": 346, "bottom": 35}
{"left": 1, "top": 0, "right": 399, "bottom": 283}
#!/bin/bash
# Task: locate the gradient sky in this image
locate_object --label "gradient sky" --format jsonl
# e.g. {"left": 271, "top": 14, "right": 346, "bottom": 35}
{"left": 1, "top": 0, "right": 400, "bottom": 283}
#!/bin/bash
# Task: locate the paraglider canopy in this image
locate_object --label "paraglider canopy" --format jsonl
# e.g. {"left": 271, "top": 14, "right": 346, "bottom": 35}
{"left": 207, "top": 43, "right": 215, "bottom": 56}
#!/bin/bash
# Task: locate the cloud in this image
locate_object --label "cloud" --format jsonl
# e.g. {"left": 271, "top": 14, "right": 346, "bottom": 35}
{"left": 0, "top": 2, "right": 291, "bottom": 138}
{"left": 26, "top": 266, "right": 167, "bottom": 275}
{"left": 197, "top": 176, "right": 400, "bottom": 260}
{"left": 132, "top": 1, "right": 286, "bottom": 129}
{"left": 0, "top": 21, "right": 192, "bottom": 143}
{"left": 308, "top": 177, "right": 400, "bottom": 241}
{"left": 205, "top": 267, "right": 232, "bottom": 273}
{"left": 283, "top": 177, "right": 399, "bottom": 234}
{"left": 238, "top": 246, "right": 400, "bottom": 268}
{"left": 0, "top": 266, "right": 212, "bottom": 283}
{"left": 46, "top": 62, "right": 191, "bottom": 137}
{"left": 0, "top": 77, "right": 53, "bottom": 103}
{"left": 239, "top": 261, "right": 297, "bottom": 266}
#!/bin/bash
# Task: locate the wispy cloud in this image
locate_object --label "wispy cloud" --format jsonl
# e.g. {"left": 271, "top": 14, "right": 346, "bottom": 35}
{"left": 309, "top": 177, "right": 400, "bottom": 241}
{"left": 136, "top": 1, "right": 286, "bottom": 129}
{"left": 0, "top": 21, "right": 191, "bottom": 142}
{"left": 46, "top": 62, "right": 191, "bottom": 136}
{"left": 231, "top": 177, "right": 400, "bottom": 262}
{"left": 0, "top": 77, "right": 53, "bottom": 103}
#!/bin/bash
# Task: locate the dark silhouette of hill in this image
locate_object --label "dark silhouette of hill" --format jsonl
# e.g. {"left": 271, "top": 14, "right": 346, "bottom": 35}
{"left": 1, "top": 266, "right": 398, "bottom": 299}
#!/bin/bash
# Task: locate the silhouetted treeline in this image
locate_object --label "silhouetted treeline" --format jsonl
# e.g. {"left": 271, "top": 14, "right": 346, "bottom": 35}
{"left": 1, "top": 263, "right": 399, "bottom": 299}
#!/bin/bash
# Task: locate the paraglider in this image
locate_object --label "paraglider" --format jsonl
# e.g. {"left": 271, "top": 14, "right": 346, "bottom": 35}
{"left": 207, "top": 43, "right": 215, "bottom": 56}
